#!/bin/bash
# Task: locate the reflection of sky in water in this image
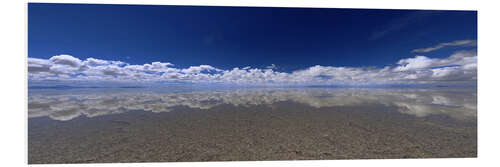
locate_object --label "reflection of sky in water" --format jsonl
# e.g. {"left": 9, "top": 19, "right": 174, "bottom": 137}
{"left": 28, "top": 88, "right": 476, "bottom": 121}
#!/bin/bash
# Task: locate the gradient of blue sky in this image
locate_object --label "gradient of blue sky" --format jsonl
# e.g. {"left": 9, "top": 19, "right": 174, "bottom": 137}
{"left": 28, "top": 3, "right": 477, "bottom": 86}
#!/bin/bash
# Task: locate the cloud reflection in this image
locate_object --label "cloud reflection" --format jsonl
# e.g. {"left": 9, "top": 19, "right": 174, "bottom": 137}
{"left": 28, "top": 88, "right": 476, "bottom": 121}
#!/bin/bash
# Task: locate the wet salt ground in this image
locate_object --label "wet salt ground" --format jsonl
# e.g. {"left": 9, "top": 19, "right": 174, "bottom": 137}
{"left": 28, "top": 88, "right": 477, "bottom": 163}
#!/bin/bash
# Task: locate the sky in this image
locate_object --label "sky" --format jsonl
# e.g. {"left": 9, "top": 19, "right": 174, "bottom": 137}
{"left": 28, "top": 3, "right": 477, "bottom": 87}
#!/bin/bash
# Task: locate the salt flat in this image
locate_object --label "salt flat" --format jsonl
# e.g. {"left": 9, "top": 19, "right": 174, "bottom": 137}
{"left": 28, "top": 87, "right": 477, "bottom": 163}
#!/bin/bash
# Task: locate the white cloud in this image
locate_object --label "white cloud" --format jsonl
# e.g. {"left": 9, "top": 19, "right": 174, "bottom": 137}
{"left": 266, "top": 64, "right": 277, "bottom": 69}
{"left": 28, "top": 50, "right": 477, "bottom": 86}
{"left": 101, "top": 66, "right": 127, "bottom": 76}
{"left": 49, "top": 54, "right": 83, "bottom": 67}
{"left": 411, "top": 40, "right": 476, "bottom": 53}
{"left": 27, "top": 58, "right": 52, "bottom": 73}
{"left": 181, "top": 65, "right": 219, "bottom": 74}
{"left": 393, "top": 56, "right": 437, "bottom": 71}
{"left": 83, "top": 57, "right": 109, "bottom": 66}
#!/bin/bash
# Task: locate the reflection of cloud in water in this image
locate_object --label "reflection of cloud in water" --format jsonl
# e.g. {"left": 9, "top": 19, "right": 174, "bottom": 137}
{"left": 28, "top": 88, "right": 476, "bottom": 121}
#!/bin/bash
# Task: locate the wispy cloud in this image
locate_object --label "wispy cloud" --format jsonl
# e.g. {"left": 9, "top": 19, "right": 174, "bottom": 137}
{"left": 28, "top": 49, "right": 477, "bottom": 86}
{"left": 266, "top": 64, "right": 277, "bottom": 70}
{"left": 369, "top": 11, "right": 438, "bottom": 40}
{"left": 411, "top": 40, "right": 477, "bottom": 53}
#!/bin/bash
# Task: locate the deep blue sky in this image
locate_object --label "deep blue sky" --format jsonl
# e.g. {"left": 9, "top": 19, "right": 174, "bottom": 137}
{"left": 28, "top": 3, "right": 477, "bottom": 72}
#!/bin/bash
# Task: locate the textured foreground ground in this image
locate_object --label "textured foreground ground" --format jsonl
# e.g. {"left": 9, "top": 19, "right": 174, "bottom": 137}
{"left": 28, "top": 101, "right": 476, "bottom": 164}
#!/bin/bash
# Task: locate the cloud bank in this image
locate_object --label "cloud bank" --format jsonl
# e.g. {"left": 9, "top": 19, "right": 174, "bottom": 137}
{"left": 28, "top": 50, "right": 477, "bottom": 86}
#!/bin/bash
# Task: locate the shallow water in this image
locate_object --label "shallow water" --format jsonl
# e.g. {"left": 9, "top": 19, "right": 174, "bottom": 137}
{"left": 28, "top": 87, "right": 477, "bottom": 163}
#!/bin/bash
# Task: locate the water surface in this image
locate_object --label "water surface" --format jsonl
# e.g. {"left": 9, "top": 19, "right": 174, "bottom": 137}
{"left": 28, "top": 87, "right": 477, "bottom": 163}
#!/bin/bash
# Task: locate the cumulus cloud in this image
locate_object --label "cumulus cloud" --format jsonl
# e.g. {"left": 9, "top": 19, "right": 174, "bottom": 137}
{"left": 28, "top": 50, "right": 477, "bottom": 86}
{"left": 49, "top": 54, "right": 83, "bottom": 67}
{"left": 393, "top": 56, "right": 437, "bottom": 71}
{"left": 83, "top": 57, "right": 126, "bottom": 67}
{"left": 181, "top": 65, "right": 219, "bottom": 74}
{"left": 392, "top": 50, "right": 477, "bottom": 83}
{"left": 28, "top": 58, "right": 52, "bottom": 73}
{"left": 411, "top": 40, "right": 476, "bottom": 53}
{"left": 101, "top": 66, "right": 127, "bottom": 76}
